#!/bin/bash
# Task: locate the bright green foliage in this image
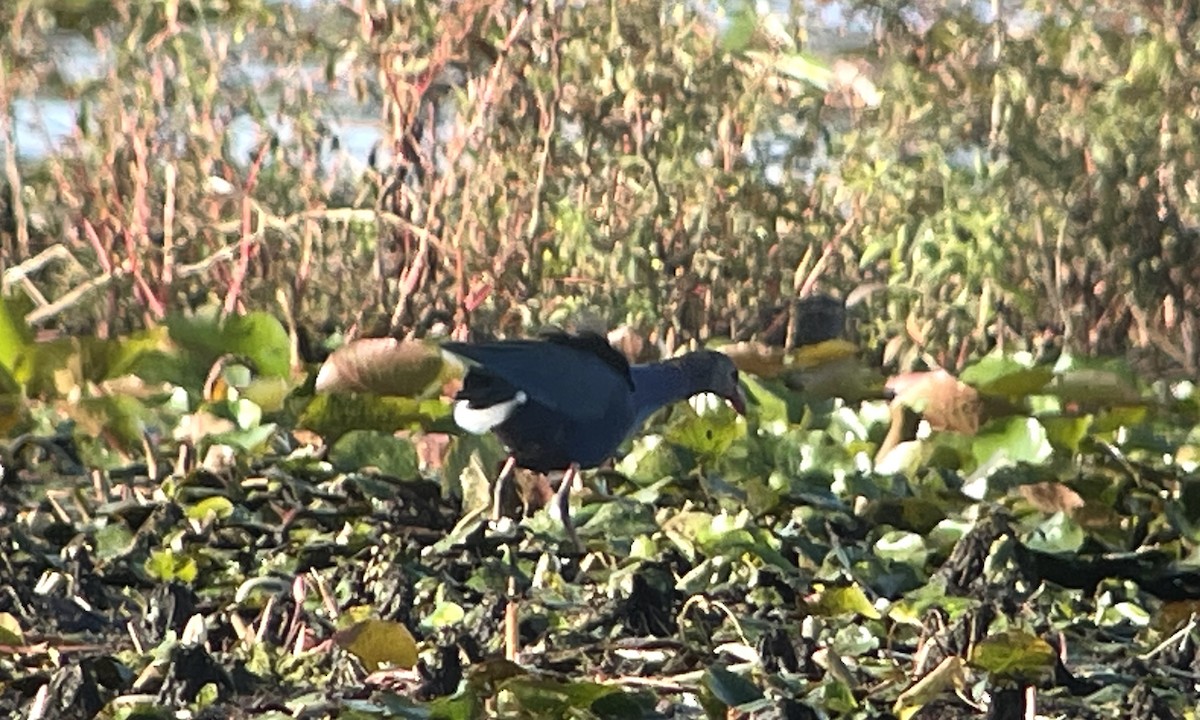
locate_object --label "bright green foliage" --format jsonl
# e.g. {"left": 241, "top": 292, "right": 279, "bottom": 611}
{"left": 167, "top": 309, "right": 291, "bottom": 380}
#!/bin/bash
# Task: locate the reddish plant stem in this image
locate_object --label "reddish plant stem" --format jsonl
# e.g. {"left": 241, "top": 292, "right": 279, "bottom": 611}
{"left": 223, "top": 143, "right": 271, "bottom": 317}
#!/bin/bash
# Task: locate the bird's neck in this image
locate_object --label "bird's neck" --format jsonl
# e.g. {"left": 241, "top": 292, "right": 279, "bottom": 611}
{"left": 630, "top": 359, "right": 694, "bottom": 428}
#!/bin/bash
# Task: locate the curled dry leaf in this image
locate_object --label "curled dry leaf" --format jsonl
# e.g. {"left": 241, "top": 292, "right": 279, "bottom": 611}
{"left": 314, "top": 338, "right": 452, "bottom": 397}
{"left": 894, "top": 656, "right": 966, "bottom": 720}
{"left": 607, "top": 324, "right": 646, "bottom": 362}
{"left": 723, "top": 338, "right": 861, "bottom": 379}
{"left": 888, "top": 370, "right": 982, "bottom": 435}
{"left": 1018, "top": 482, "right": 1085, "bottom": 515}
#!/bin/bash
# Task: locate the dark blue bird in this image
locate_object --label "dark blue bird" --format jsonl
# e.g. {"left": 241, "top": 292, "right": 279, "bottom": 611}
{"left": 443, "top": 331, "right": 746, "bottom": 547}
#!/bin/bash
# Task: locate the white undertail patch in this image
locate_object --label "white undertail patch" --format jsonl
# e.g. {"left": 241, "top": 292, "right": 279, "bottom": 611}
{"left": 453, "top": 391, "right": 527, "bottom": 434}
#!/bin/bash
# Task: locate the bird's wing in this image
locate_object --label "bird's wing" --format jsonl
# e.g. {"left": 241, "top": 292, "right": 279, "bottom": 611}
{"left": 536, "top": 329, "right": 633, "bottom": 389}
{"left": 443, "top": 339, "right": 630, "bottom": 421}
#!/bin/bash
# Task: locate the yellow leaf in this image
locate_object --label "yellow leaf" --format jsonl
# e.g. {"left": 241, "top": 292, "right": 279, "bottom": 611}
{"left": 241, "top": 376, "right": 295, "bottom": 412}
{"left": 969, "top": 629, "right": 1055, "bottom": 680}
{"left": 790, "top": 339, "right": 860, "bottom": 369}
{"left": 894, "top": 656, "right": 966, "bottom": 720}
{"left": 809, "top": 583, "right": 881, "bottom": 619}
{"left": 334, "top": 618, "right": 418, "bottom": 671}
{"left": 186, "top": 496, "right": 234, "bottom": 521}
{"left": 723, "top": 339, "right": 862, "bottom": 378}
{"left": 0, "top": 612, "right": 25, "bottom": 645}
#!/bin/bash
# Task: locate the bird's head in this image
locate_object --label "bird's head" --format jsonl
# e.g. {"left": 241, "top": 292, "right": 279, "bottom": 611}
{"left": 686, "top": 350, "right": 747, "bottom": 415}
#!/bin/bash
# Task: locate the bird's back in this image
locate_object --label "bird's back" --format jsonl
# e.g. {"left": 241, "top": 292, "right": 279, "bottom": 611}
{"left": 444, "top": 332, "right": 637, "bottom": 470}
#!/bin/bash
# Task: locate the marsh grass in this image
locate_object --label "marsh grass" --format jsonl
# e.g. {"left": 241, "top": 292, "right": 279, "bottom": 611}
{"left": 1, "top": 0, "right": 1198, "bottom": 373}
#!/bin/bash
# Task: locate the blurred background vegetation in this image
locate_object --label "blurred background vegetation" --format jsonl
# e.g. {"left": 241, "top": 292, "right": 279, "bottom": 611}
{"left": 1, "top": 0, "right": 1197, "bottom": 372}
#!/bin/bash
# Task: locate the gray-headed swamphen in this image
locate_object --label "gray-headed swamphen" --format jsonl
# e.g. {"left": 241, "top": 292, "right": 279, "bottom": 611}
{"left": 443, "top": 330, "right": 746, "bottom": 548}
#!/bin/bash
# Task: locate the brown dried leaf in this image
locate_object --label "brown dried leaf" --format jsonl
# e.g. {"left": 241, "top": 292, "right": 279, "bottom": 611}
{"left": 1018, "top": 482, "right": 1085, "bottom": 515}
{"left": 607, "top": 324, "right": 646, "bottom": 362}
{"left": 315, "top": 338, "right": 450, "bottom": 397}
{"left": 1155, "top": 600, "right": 1200, "bottom": 634}
{"left": 413, "top": 432, "right": 451, "bottom": 472}
{"left": 889, "top": 370, "right": 982, "bottom": 435}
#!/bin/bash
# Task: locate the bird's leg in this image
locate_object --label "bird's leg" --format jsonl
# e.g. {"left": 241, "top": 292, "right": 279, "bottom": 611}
{"left": 552, "top": 463, "right": 583, "bottom": 551}
{"left": 491, "top": 455, "right": 517, "bottom": 522}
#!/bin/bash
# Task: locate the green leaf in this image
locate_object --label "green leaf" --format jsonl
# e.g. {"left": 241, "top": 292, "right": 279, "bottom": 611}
{"left": 500, "top": 675, "right": 621, "bottom": 716}
{"left": 969, "top": 629, "right": 1056, "bottom": 680}
{"left": 1040, "top": 414, "right": 1092, "bottom": 453}
{"left": 1024, "top": 512, "right": 1085, "bottom": 553}
{"left": 970, "top": 417, "right": 1052, "bottom": 470}
{"left": 810, "top": 583, "right": 882, "bottom": 619}
{"left": 299, "top": 393, "right": 452, "bottom": 440}
{"left": 1049, "top": 355, "right": 1142, "bottom": 406}
{"left": 240, "top": 376, "right": 294, "bottom": 412}
{"left": 94, "top": 522, "right": 136, "bottom": 561}
{"left": 167, "top": 307, "right": 291, "bottom": 380}
{"left": 874, "top": 531, "right": 929, "bottom": 567}
{"left": 768, "top": 51, "right": 832, "bottom": 89}
{"left": 209, "top": 423, "right": 277, "bottom": 454}
{"left": 889, "top": 576, "right": 980, "bottom": 626}
{"left": 695, "top": 513, "right": 794, "bottom": 572}
{"left": 76, "top": 326, "right": 174, "bottom": 383}
{"left": 960, "top": 354, "right": 1053, "bottom": 397}
{"left": 221, "top": 311, "right": 291, "bottom": 378}
{"left": 615, "top": 434, "right": 683, "bottom": 485}
{"left": 576, "top": 498, "right": 659, "bottom": 548}
{"left": 69, "top": 394, "right": 152, "bottom": 457}
{"left": 424, "top": 601, "right": 466, "bottom": 630}
{"left": 0, "top": 359, "right": 19, "bottom": 396}
{"left": 701, "top": 666, "right": 763, "bottom": 709}
{"left": 739, "top": 374, "right": 791, "bottom": 427}
{"left": 720, "top": 6, "right": 757, "bottom": 53}
{"left": 329, "top": 429, "right": 419, "bottom": 479}
{"left": 0, "top": 294, "right": 33, "bottom": 372}
{"left": 664, "top": 402, "right": 743, "bottom": 461}
{"left": 145, "top": 549, "right": 198, "bottom": 583}
{"left": 377, "top": 692, "right": 480, "bottom": 720}
{"left": 810, "top": 678, "right": 858, "bottom": 714}
{"left": 443, "top": 432, "right": 508, "bottom": 513}
{"left": 186, "top": 496, "right": 235, "bottom": 522}
{"left": 334, "top": 618, "right": 419, "bottom": 671}
{"left": 16, "top": 337, "right": 80, "bottom": 398}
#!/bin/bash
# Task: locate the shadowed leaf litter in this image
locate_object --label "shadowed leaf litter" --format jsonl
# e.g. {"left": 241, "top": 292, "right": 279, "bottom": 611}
{"left": 2, "top": 299, "right": 1200, "bottom": 718}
